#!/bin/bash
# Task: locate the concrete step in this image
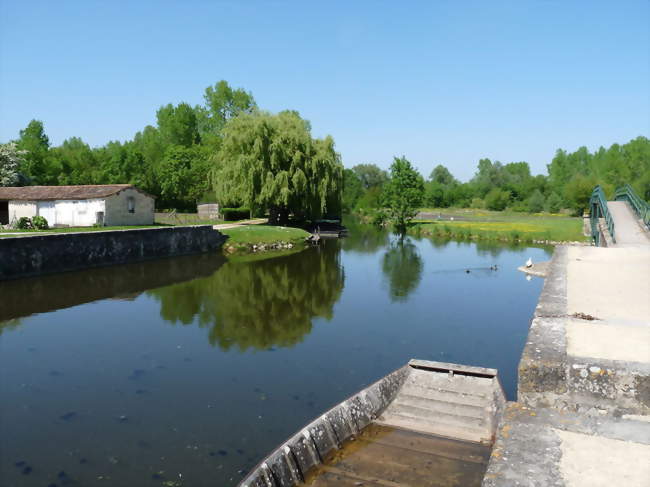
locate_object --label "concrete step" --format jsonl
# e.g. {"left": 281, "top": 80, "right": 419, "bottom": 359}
{"left": 398, "top": 384, "right": 491, "bottom": 408}
{"left": 391, "top": 393, "right": 487, "bottom": 420}
{"left": 375, "top": 412, "right": 490, "bottom": 443}
{"left": 403, "top": 370, "right": 494, "bottom": 397}
{"left": 381, "top": 402, "right": 486, "bottom": 429}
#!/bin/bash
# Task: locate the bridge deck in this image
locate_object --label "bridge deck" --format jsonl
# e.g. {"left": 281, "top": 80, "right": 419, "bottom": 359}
{"left": 485, "top": 244, "right": 650, "bottom": 486}
{"left": 607, "top": 200, "right": 650, "bottom": 247}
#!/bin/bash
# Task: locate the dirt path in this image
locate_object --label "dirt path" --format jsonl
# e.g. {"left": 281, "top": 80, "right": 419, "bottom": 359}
{"left": 213, "top": 218, "right": 267, "bottom": 230}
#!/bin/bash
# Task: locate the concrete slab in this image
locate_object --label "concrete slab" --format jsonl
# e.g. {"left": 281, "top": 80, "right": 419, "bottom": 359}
{"left": 567, "top": 246, "right": 650, "bottom": 326}
{"left": 566, "top": 319, "right": 650, "bottom": 363}
{"left": 607, "top": 201, "right": 650, "bottom": 247}
{"left": 555, "top": 428, "right": 650, "bottom": 487}
{"left": 482, "top": 403, "right": 650, "bottom": 487}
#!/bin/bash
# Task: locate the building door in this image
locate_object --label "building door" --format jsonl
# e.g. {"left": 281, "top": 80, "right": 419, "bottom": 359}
{"left": 0, "top": 201, "right": 8, "bottom": 225}
{"left": 37, "top": 201, "right": 56, "bottom": 226}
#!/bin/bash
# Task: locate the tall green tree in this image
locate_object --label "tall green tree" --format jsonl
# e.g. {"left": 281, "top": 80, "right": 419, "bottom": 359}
{"left": 211, "top": 110, "right": 343, "bottom": 223}
{"left": 16, "top": 120, "right": 50, "bottom": 184}
{"left": 425, "top": 164, "right": 459, "bottom": 208}
{"left": 156, "top": 145, "right": 206, "bottom": 210}
{"left": 352, "top": 163, "right": 388, "bottom": 190}
{"left": 563, "top": 174, "right": 597, "bottom": 215}
{"left": 156, "top": 103, "right": 199, "bottom": 147}
{"left": 342, "top": 168, "right": 363, "bottom": 213}
{"left": 196, "top": 80, "right": 257, "bottom": 145}
{"left": 429, "top": 164, "right": 457, "bottom": 186}
{"left": 383, "top": 156, "right": 425, "bottom": 232}
{"left": 48, "top": 137, "right": 97, "bottom": 185}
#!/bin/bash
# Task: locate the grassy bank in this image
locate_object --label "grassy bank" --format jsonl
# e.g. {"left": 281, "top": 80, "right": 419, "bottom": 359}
{"left": 410, "top": 211, "right": 586, "bottom": 243}
{"left": 0, "top": 224, "right": 166, "bottom": 237}
{"left": 154, "top": 212, "right": 225, "bottom": 226}
{"left": 220, "top": 225, "right": 311, "bottom": 252}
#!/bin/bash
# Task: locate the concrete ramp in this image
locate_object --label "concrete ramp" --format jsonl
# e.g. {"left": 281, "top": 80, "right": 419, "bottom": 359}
{"left": 607, "top": 201, "right": 650, "bottom": 247}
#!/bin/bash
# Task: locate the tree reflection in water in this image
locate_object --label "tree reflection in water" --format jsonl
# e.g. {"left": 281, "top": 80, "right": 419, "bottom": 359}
{"left": 382, "top": 236, "right": 423, "bottom": 302}
{"left": 149, "top": 243, "right": 345, "bottom": 351}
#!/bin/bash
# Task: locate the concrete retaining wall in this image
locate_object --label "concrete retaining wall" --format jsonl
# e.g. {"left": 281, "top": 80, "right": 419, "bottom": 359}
{"left": 518, "top": 245, "right": 650, "bottom": 416}
{"left": 0, "top": 225, "right": 226, "bottom": 280}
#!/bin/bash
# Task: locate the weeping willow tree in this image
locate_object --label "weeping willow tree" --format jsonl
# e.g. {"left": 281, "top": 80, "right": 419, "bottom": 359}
{"left": 210, "top": 110, "right": 343, "bottom": 223}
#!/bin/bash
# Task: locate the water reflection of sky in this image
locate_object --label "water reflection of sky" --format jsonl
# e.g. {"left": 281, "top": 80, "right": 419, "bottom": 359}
{"left": 0, "top": 232, "right": 550, "bottom": 487}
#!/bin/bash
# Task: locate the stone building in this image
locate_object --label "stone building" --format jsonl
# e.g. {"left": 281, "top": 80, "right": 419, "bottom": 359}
{"left": 0, "top": 185, "right": 155, "bottom": 227}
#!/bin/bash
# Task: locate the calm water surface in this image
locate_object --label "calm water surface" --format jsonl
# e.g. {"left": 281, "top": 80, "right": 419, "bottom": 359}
{"left": 0, "top": 224, "right": 550, "bottom": 487}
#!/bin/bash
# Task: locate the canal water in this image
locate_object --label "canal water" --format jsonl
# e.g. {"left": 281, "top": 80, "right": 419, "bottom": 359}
{"left": 0, "top": 225, "right": 550, "bottom": 487}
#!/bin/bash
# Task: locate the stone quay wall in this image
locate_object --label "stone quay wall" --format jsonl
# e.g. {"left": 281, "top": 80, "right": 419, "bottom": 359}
{"left": 0, "top": 225, "right": 226, "bottom": 280}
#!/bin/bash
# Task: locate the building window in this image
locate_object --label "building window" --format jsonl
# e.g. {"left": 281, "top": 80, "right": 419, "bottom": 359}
{"left": 127, "top": 197, "right": 135, "bottom": 214}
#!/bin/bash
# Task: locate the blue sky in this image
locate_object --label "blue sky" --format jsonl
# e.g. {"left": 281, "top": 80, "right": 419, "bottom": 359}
{"left": 1, "top": 1, "right": 648, "bottom": 180}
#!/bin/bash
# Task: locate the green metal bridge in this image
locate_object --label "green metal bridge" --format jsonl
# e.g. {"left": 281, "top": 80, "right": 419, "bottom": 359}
{"left": 589, "top": 184, "right": 650, "bottom": 246}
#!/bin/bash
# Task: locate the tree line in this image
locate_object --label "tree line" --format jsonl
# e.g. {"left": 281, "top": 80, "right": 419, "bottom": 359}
{"left": 344, "top": 136, "right": 650, "bottom": 221}
{"left": 2, "top": 77, "right": 647, "bottom": 223}
{"left": 1, "top": 80, "right": 343, "bottom": 221}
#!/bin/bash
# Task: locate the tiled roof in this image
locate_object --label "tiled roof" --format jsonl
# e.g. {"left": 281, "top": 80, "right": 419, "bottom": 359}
{"left": 0, "top": 185, "right": 150, "bottom": 201}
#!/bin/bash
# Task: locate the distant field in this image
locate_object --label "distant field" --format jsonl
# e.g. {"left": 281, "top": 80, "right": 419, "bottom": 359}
{"left": 417, "top": 207, "right": 572, "bottom": 221}
{"left": 412, "top": 209, "right": 586, "bottom": 243}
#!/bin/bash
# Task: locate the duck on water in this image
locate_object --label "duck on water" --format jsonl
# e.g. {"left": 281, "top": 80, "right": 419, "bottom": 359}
{"left": 239, "top": 359, "right": 506, "bottom": 487}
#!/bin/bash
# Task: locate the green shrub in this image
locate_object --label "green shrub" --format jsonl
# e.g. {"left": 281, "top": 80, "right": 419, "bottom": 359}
{"left": 15, "top": 217, "right": 32, "bottom": 229}
{"left": 470, "top": 197, "right": 484, "bottom": 209}
{"left": 509, "top": 201, "right": 528, "bottom": 212}
{"left": 31, "top": 215, "right": 49, "bottom": 230}
{"left": 527, "top": 190, "right": 545, "bottom": 213}
{"left": 371, "top": 209, "right": 387, "bottom": 226}
{"left": 355, "top": 186, "right": 383, "bottom": 210}
{"left": 222, "top": 207, "right": 250, "bottom": 221}
{"left": 545, "top": 193, "right": 563, "bottom": 213}
{"left": 485, "top": 189, "right": 511, "bottom": 211}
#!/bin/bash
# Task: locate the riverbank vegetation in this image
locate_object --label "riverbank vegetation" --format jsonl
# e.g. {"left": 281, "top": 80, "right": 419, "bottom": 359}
{"left": 2, "top": 78, "right": 647, "bottom": 238}
{"left": 410, "top": 212, "right": 585, "bottom": 244}
{"left": 220, "top": 225, "right": 311, "bottom": 252}
{"left": 343, "top": 136, "right": 650, "bottom": 220}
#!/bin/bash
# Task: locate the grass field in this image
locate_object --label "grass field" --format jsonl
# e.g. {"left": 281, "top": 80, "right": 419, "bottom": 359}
{"left": 220, "top": 225, "right": 311, "bottom": 250}
{"left": 411, "top": 209, "right": 586, "bottom": 243}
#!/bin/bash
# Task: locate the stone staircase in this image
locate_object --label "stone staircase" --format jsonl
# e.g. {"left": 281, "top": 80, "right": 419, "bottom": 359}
{"left": 377, "top": 368, "right": 500, "bottom": 444}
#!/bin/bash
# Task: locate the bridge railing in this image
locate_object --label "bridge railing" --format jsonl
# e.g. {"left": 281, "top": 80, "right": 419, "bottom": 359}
{"left": 614, "top": 183, "right": 650, "bottom": 230}
{"left": 589, "top": 185, "right": 615, "bottom": 245}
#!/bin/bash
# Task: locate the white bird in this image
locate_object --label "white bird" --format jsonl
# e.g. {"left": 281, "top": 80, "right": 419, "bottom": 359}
{"left": 525, "top": 257, "right": 533, "bottom": 268}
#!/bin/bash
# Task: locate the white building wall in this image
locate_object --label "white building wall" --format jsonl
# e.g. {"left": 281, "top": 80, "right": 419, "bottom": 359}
{"left": 6, "top": 191, "right": 152, "bottom": 227}
{"left": 8, "top": 201, "right": 37, "bottom": 222}
{"left": 51, "top": 199, "right": 105, "bottom": 227}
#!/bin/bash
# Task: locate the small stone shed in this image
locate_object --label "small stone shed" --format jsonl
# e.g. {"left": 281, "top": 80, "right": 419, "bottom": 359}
{"left": 0, "top": 185, "right": 155, "bottom": 227}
